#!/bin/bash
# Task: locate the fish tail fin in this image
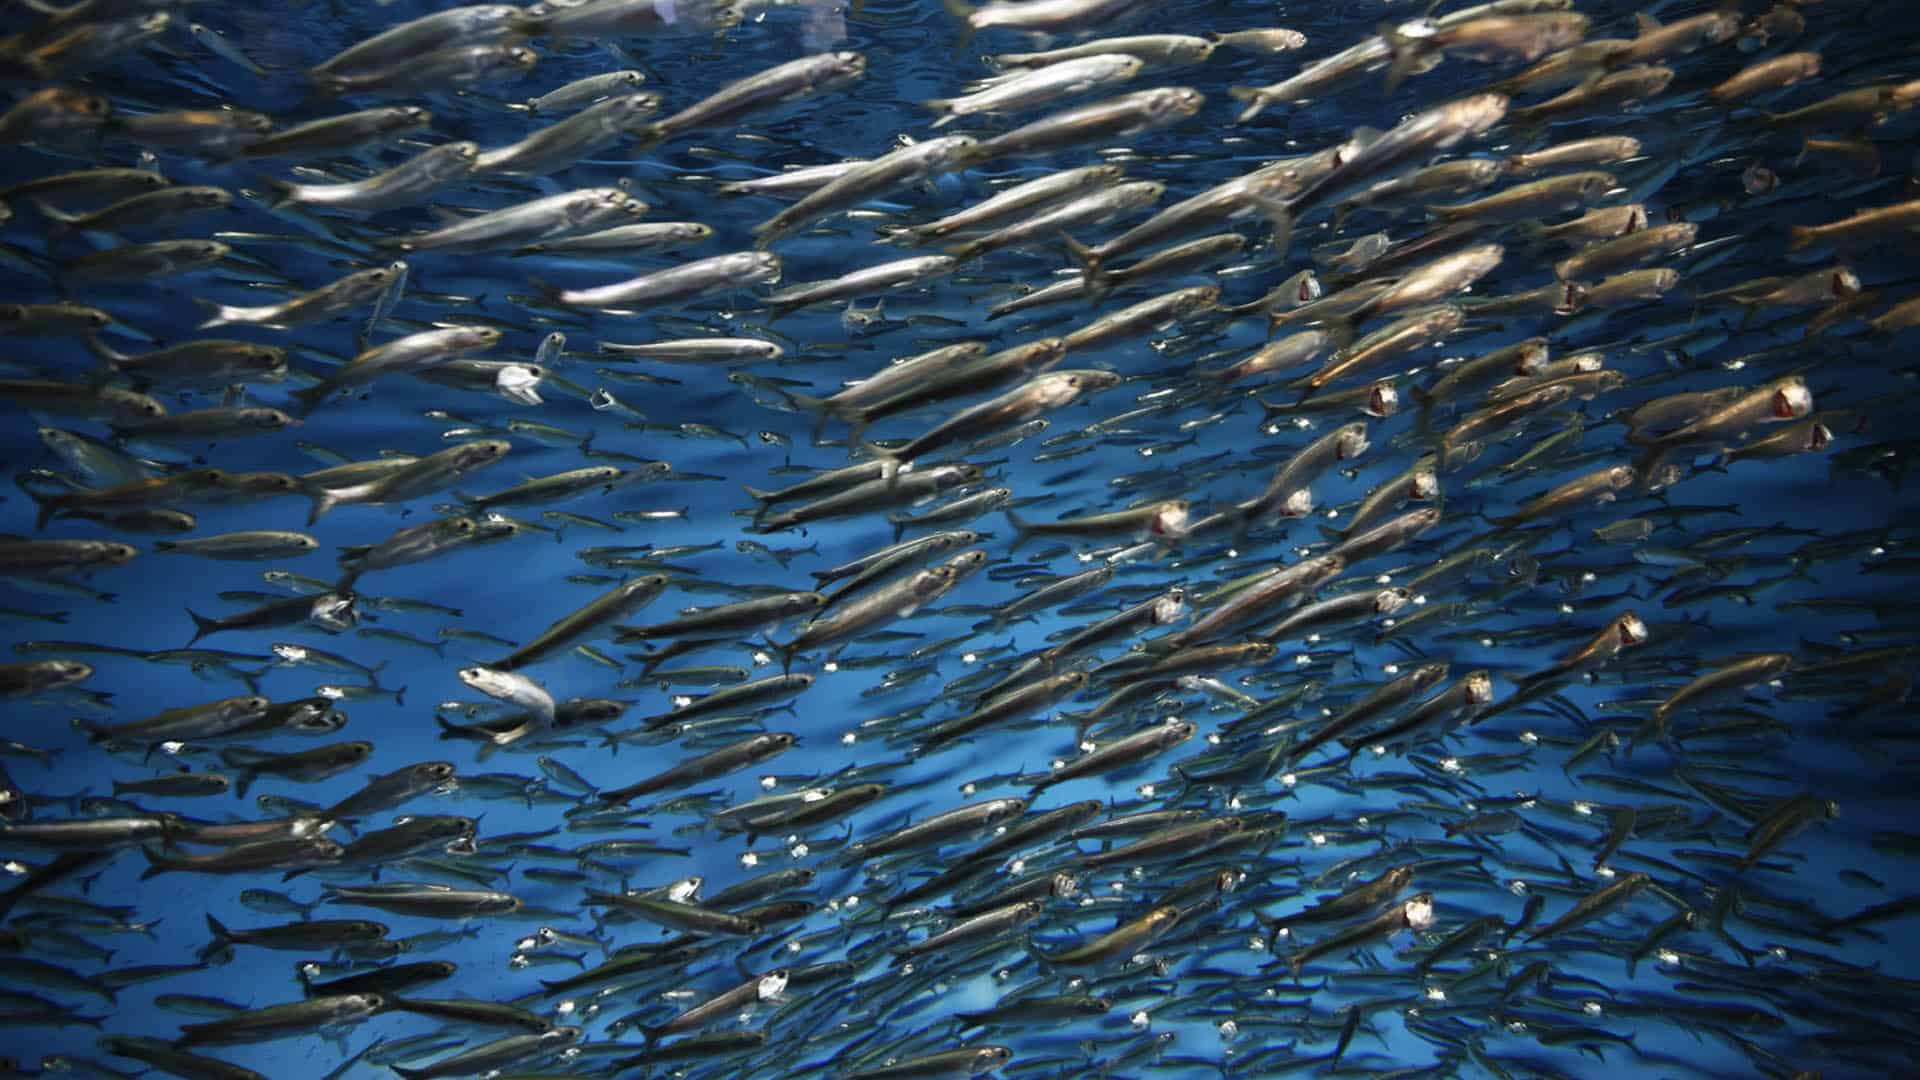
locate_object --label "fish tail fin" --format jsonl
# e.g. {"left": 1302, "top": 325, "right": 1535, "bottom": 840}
{"left": 1061, "top": 233, "right": 1108, "bottom": 294}
{"left": 198, "top": 914, "right": 234, "bottom": 962}
{"left": 289, "top": 382, "right": 331, "bottom": 418}
{"left": 306, "top": 489, "right": 339, "bottom": 527}
{"left": 1004, "top": 508, "right": 1035, "bottom": 552}
{"left": 186, "top": 609, "right": 219, "bottom": 645}
{"left": 82, "top": 331, "right": 127, "bottom": 371}
{"left": 259, "top": 177, "right": 301, "bottom": 210}
{"left": 1379, "top": 21, "right": 1425, "bottom": 95}
{"left": 1785, "top": 225, "right": 1818, "bottom": 252}
{"left": 29, "top": 488, "right": 63, "bottom": 531}
{"left": 769, "top": 637, "right": 798, "bottom": 674}
{"left": 861, "top": 441, "right": 903, "bottom": 482}
{"left": 786, "top": 392, "right": 839, "bottom": 445}
{"left": 137, "top": 847, "right": 170, "bottom": 880}
{"left": 193, "top": 298, "right": 242, "bottom": 330}
{"left": 942, "top": 0, "right": 977, "bottom": 55}
{"left": 1264, "top": 205, "right": 1295, "bottom": 257}
{"left": 1228, "top": 86, "right": 1272, "bottom": 122}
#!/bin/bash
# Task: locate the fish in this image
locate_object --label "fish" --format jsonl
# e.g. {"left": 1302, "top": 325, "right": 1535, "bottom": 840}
{"left": 0, "top": 0, "right": 1908, "bottom": 1075}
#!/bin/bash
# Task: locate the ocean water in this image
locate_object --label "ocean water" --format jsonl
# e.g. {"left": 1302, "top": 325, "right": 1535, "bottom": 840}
{"left": 2, "top": 0, "right": 1918, "bottom": 1077}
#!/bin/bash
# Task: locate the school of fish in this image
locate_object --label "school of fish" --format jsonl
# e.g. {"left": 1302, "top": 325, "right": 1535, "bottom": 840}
{"left": 0, "top": 0, "right": 1917, "bottom": 1076}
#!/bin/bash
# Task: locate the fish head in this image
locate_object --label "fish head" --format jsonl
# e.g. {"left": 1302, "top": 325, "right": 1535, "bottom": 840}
{"left": 1615, "top": 613, "right": 1649, "bottom": 648}
{"left": 1032, "top": 372, "right": 1088, "bottom": 406}
{"left": 1279, "top": 488, "right": 1315, "bottom": 518}
{"left": 300, "top": 704, "right": 350, "bottom": 732}
{"left": 1806, "top": 421, "right": 1833, "bottom": 451}
{"left": 1508, "top": 339, "right": 1552, "bottom": 375}
{"left": 1552, "top": 280, "right": 1589, "bottom": 316}
{"left": 251, "top": 466, "right": 303, "bottom": 491}
{"left": 1375, "top": 588, "right": 1413, "bottom": 615}
{"left": 1152, "top": 588, "right": 1186, "bottom": 623}
{"left": 974, "top": 1047, "right": 1015, "bottom": 1071}
{"left": 1403, "top": 893, "right": 1436, "bottom": 928}
{"left": 1831, "top": 268, "right": 1862, "bottom": 298}
{"left": 1452, "top": 93, "right": 1510, "bottom": 134}
{"left": 1154, "top": 87, "right": 1207, "bottom": 120}
{"left": 610, "top": 91, "right": 663, "bottom": 122}
{"left": 1703, "top": 11, "right": 1744, "bottom": 43}
{"left": 1335, "top": 424, "right": 1371, "bottom": 460}
{"left": 1365, "top": 381, "right": 1399, "bottom": 418}
{"left": 1162, "top": 718, "right": 1199, "bottom": 744}
{"left": 1410, "top": 467, "right": 1441, "bottom": 500}
{"left": 47, "top": 659, "right": 93, "bottom": 684}
{"left": 464, "top": 440, "right": 513, "bottom": 466}
{"left": 829, "top": 51, "right": 868, "bottom": 80}
{"left": 440, "top": 142, "right": 482, "bottom": 169}
{"left": 1579, "top": 172, "right": 1619, "bottom": 201}
{"left": 1772, "top": 378, "right": 1813, "bottom": 419}
{"left": 1395, "top": 16, "right": 1438, "bottom": 39}
{"left": 1387, "top": 866, "right": 1417, "bottom": 891}
{"left": 243, "top": 408, "right": 292, "bottom": 430}
{"left": 1742, "top": 164, "right": 1778, "bottom": 195}
{"left": 1150, "top": 501, "right": 1190, "bottom": 538}
{"left": 762, "top": 732, "right": 798, "bottom": 753}
{"left": 929, "top": 135, "right": 981, "bottom": 168}
{"left": 1464, "top": 671, "right": 1495, "bottom": 705}
{"left": 946, "top": 549, "right": 990, "bottom": 577}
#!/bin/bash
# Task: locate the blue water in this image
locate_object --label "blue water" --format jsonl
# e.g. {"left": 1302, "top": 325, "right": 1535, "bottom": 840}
{"left": 2, "top": 0, "right": 1918, "bottom": 1077}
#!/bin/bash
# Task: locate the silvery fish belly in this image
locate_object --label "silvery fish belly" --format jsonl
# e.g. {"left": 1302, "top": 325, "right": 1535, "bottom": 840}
{"left": 2, "top": 0, "right": 1919, "bottom": 1077}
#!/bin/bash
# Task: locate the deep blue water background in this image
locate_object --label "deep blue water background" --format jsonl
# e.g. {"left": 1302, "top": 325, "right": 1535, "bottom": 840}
{"left": 2, "top": 0, "right": 1919, "bottom": 1077}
